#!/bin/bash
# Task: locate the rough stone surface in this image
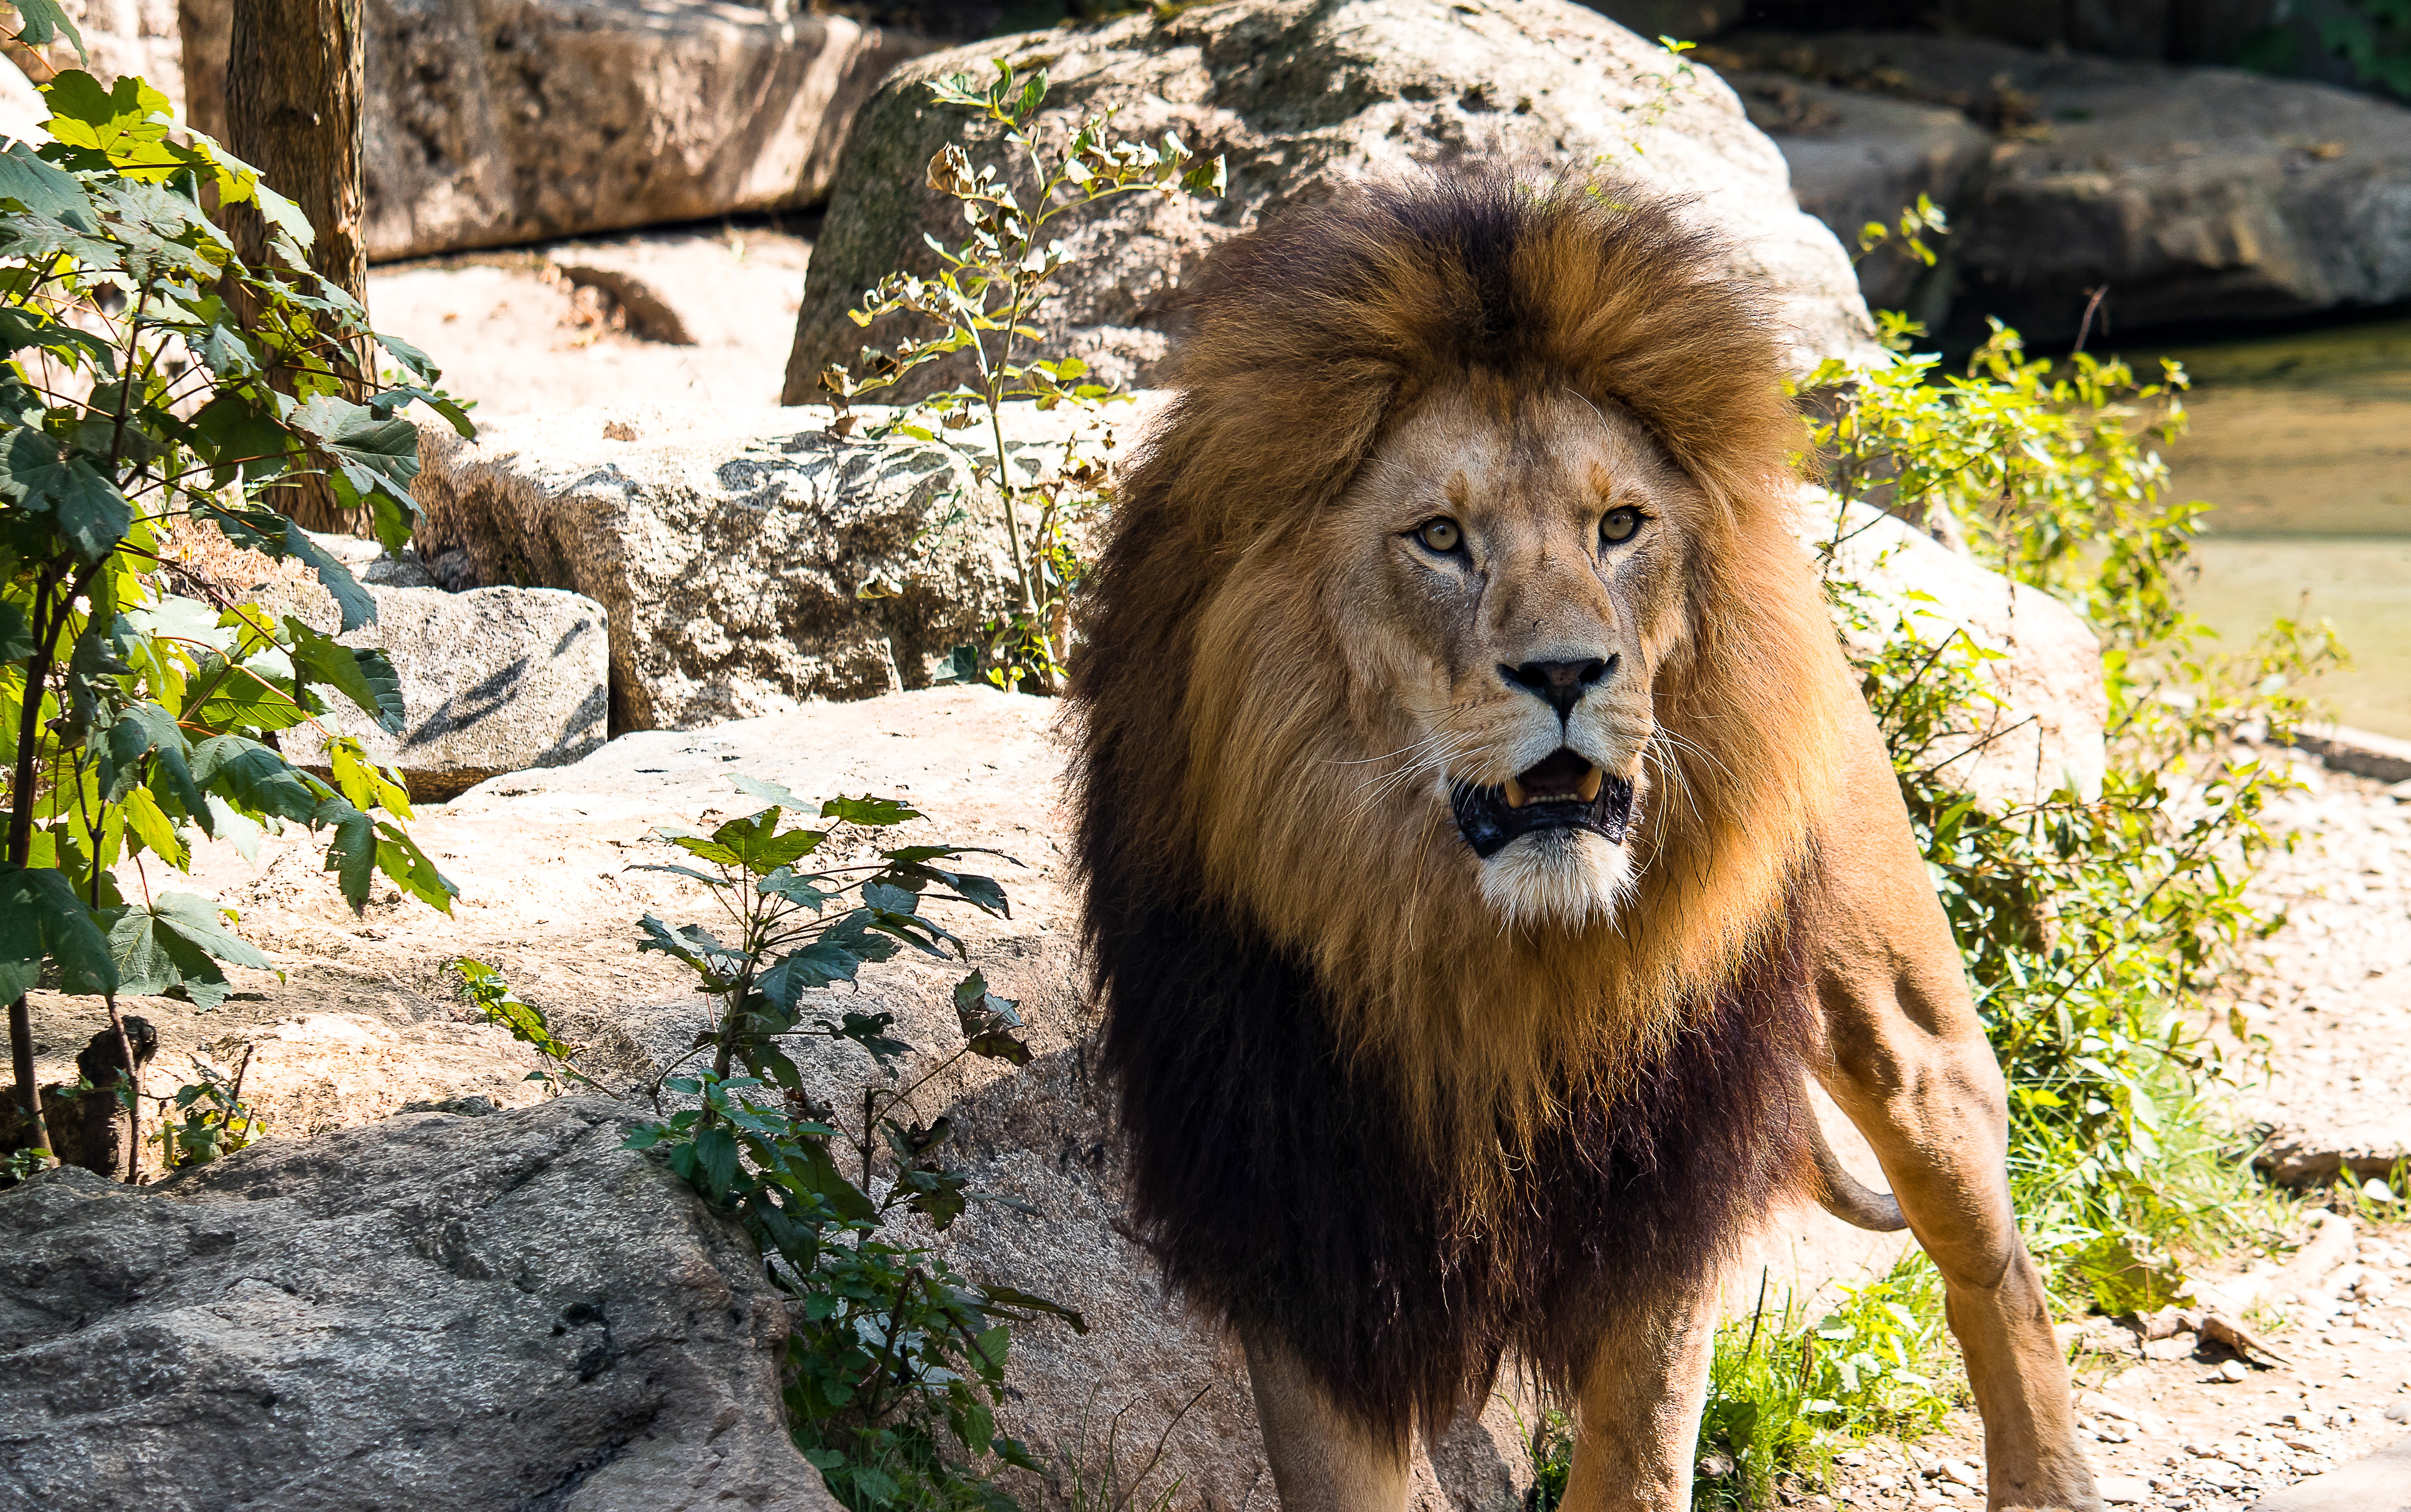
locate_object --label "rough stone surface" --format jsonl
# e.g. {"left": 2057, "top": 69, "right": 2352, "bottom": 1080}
{"left": 22, "top": 683, "right": 1959, "bottom": 1504}
{"left": 0, "top": 1097, "right": 839, "bottom": 1512}
{"left": 1718, "top": 67, "right": 1992, "bottom": 318}
{"left": 178, "top": 0, "right": 934, "bottom": 261}
{"left": 1710, "top": 30, "right": 2411, "bottom": 342}
{"left": 1807, "top": 496, "right": 2109, "bottom": 815}
{"left": 2250, "top": 1432, "right": 2411, "bottom": 1511}
{"left": 408, "top": 401, "right": 1099, "bottom": 729}
{"left": 780, "top": 0, "right": 1878, "bottom": 406}
{"left": 283, "top": 577, "right": 612, "bottom": 798}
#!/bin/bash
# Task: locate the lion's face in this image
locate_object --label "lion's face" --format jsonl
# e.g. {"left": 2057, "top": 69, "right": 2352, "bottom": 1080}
{"left": 1319, "top": 380, "right": 1701, "bottom": 930}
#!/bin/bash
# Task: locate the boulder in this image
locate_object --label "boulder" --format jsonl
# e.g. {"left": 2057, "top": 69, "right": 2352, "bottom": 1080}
{"left": 407, "top": 401, "right": 1101, "bottom": 729}
{"left": 1718, "top": 68, "right": 1992, "bottom": 319}
{"left": 32, "top": 637, "right": 2093, "bottom": 1501}
{"left": 177, "top": 0, "right": 936, "bottom": 261}
{"left": 286, "top": 580, "right": 612, "bottom": 799}
{"left": 1805, "top": 495, "right": 2109, "bottom": 815}
{"left": 778, "top": 0, "right": 1880, "bottom": 406}
{"left": 1707, "top": 31, "right": 2411, "bottom": 342}
{"left": 0, "top": 1097, "right": 840, "bottom": 1512}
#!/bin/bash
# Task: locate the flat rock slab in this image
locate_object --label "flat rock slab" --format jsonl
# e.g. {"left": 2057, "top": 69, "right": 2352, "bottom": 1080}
{"left": 181, "top": 0, "right": 935, "bottom": 260}
{"left": 0, "top": 1098, "right": 837, "bottom": 1512}
{"left": 1710, "top": 29, "right": 2411, "bottom": 342}
{"left": 409, "top": 402, "right": 1095, "bottom": 727}
{"left": 2253, "top": 1432, "right": 2411, "bottom": 1511}
{"left": 286, "top": 582, "right": 612, "bottom": 800}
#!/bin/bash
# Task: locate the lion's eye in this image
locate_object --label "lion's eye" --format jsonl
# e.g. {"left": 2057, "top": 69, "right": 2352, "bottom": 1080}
{"left": 1414, "top": 517, "right": 1464, "bottom": 554}
{"left": 1601, "top": 506, "right": 1643, "bottom": 546}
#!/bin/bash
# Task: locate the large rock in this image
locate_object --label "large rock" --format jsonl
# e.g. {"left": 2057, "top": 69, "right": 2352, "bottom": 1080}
{"left": 1709, "top": 31, "right": 2411, "bottom": 342}
{"left": 288, "top": 580, "right": 612, "bottom": 799}
{"left": 1807, "top": 495, "right": 2108, "bottom": 815}
{"left": 1718, "top": 68, "right": 1992, "bottom": 319}
{"left": 177, "top": 0, "right": 934, "bottom": 261}
{"left": 0, "top": 1097, "right": 839, "bottom": 1512}
{"left": 778, "top": 0, "right": 1879, "bottom": 406}
{"left": 407, "top": 402, "right": 1099, "bottom": 729}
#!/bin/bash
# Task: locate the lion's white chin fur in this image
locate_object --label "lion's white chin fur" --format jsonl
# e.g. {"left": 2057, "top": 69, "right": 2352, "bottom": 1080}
{"left": 1477, "top": 828, "right": 1635, "bottom": 932}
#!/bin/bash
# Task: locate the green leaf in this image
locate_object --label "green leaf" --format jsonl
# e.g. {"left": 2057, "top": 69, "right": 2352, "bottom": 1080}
{"left": 289, "top": 622, "right": 405, "bottom": 734}
{"left": 9, "top": 0, "right": 85, "bottom": 61}
{"left": 314, "top": 795, "right": 376, "bottom": 909}
{"left": 820, "top": 794, "right": 919, "bottom": 827}
{"left": 190, "top": 734, "right": 321, "bottom": 822}
{"left": 290, "top": 393, "right": 422, "bottom": 505}
{"left": 0, "top": 429, "right": 131, "bottom": 558}
{"left": 107, "top": 891, "right": 270, "bottom": 1007}
{"left": 373, "top": 819, "right": 456, "bottom": 914}
{"left": 0, "top": 862, "right": 118, "bottom": 997}
{"left": 0, "top": 141, "right": 93, "bottom": 225}
{"left": 694, "top": 1126, "right": 740, "bottom": 1198}
{"left": 120, "top": 784, "right": 187, "bottom": 868}
{"left": 0, "top": 598, "right": 29, "bottom": 661}
{"left": 708, "top": 806, "right": 821, "bottom": 875}
{"left": 953, "top": 970, "right": 1030, "bottom": 1065}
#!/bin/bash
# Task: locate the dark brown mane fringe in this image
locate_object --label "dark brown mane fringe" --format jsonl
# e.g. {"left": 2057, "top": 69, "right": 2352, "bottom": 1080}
{"left": 1069, "top": 173, "right": 1827, "bottom": 1439}
{"left": 1093, "top": 891, "right": 1816, "bottom": 1437}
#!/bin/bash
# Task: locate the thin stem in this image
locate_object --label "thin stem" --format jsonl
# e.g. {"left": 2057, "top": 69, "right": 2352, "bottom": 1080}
{"left": 104, "top": 992, "right": 140, "bottom": 1183}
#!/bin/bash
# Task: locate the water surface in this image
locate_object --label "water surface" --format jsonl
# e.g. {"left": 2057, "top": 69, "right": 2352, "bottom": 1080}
{"left": 2148, "top": 319, "right": 2411, "bottom": 739}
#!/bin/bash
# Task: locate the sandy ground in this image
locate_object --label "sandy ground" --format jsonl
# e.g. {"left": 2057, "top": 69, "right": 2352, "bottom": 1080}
{"left": 365, "top": 221, "right": 816, "bottom": 418}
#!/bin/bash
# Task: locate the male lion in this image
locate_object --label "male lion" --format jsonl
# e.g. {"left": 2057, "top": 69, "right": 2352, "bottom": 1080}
{"left": 1069, "top": 177, "right": 2096, "bottom": 1512}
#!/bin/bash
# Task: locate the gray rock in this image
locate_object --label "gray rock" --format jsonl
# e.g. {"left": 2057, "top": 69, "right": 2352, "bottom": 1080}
{"left": 1720, "top": 68, "right": 1992, "bottom": 320}
{"left": 407, "top": 402, "right": 1096, "bottom": 730}
{"left": 0, "top": 1097, "right": 839, "bottom": 1512}
{"left": 285, "top": 583, "right": 611, "bottom": 801}
{"left": 2250, "top": 1432, "right": 2411, "bottom": 1511}
{"left": 1712, "top": 30, "right": 2411, "bottom": 342}
{"left": 1804, "top": 496, "right": 2108, "bottom": 816}
{"left": 779, "top": 0, "right": 1879, "bottom": 406}
{"left": 177, "top": 0, "right": 936, "bottom": 261}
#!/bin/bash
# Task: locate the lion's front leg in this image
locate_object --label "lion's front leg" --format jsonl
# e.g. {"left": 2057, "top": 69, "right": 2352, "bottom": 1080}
{"left": 1557, "top": 1271, "right": 1721, "bottom": 1512}
{"left": 1243, "top": 1330, "right": 1413, "bottom": 1512}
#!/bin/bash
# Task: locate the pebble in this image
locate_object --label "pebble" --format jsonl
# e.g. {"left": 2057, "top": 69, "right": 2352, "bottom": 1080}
{"left": 2096, "top": 1473, "right": 2152, "bottom": 1504}
{"left": 2220, "top": 1359, "right": 2252, "bottom": 1382}
{"left": 2365, "top": 1178, "right": 2399, "bottom": 1202}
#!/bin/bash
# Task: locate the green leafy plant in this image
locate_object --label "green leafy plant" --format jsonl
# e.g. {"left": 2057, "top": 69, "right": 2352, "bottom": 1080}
{"left": 0, "top": 45, "right": 471, "bottom": 1172}
{"left": 621, "top": 775, "right": 1082, "bottom": 1509}
{"left": 1054, "top": 1381, "right": 1211, "bottom": 1512}
{"left": 1803, "top": 318, "right": 2340, "bottom": 1265}
{"left": 2323, "top": 0, "right": 2411, "bottom": 100}
{"left": 149, "top": 1043, "right": 257, "bottom": 1168}
{"left": 452, "top": 955, "right": 597, "bottom": 1092}
{"left": 1681, "top": 309, "right": 2342, "bottom": 1501}
{"left": 819, "top": 63, "right": 1223, "bottom": 694}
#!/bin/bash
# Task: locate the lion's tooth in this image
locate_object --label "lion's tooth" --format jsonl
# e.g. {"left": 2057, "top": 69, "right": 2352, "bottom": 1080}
{"left": 1503, "top": 776, "right": 1528, "bottom": 809}
{"left": 1576, "top": 765, "right": 1604, "bottom": 803}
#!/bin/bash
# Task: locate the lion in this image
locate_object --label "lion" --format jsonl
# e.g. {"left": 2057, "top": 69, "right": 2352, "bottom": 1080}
{"left": 1068, "top": 176, "right": 2097, "bottom": 1511}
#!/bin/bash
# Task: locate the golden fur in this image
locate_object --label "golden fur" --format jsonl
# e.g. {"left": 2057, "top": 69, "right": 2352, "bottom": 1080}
{"left": 1077, "top": 176, "right": 1858, "bottom": 1181}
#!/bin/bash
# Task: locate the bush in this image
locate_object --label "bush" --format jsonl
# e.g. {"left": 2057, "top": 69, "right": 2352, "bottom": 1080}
{"left": 0, "top": 48, "right": 471, "bottom": 1171}
{"left": 1661, "top": 317, "right": 2345, "bottom": 1507}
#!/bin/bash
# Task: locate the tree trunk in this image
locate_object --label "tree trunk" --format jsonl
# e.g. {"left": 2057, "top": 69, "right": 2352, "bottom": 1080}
{"left": 223, "top": 0, "right": 371, "bottom": 535}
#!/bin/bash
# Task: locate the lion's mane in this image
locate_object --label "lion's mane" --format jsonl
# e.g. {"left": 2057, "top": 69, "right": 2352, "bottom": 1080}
{"left": 1070, "top": 177, "right": 1859, "bottom": 1437}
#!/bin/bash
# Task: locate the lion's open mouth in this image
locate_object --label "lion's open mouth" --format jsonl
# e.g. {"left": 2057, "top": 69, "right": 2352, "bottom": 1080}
{"left": 1450, "top": 748, "right": 1636, "bottom": 859}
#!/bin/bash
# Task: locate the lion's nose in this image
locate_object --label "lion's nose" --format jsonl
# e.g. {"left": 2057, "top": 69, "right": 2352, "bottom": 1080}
{"left": 1498, "top": 657, "right": 1614, "bottom": 722}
